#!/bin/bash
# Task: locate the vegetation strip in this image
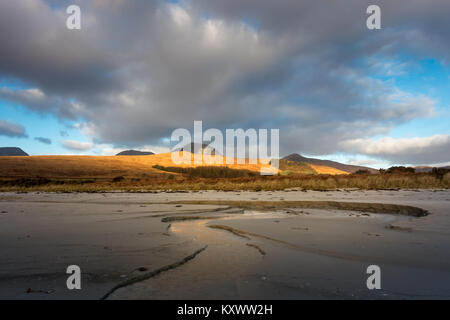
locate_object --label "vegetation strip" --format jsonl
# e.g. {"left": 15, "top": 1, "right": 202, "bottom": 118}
{"left": 161, "top": 215, "right": 227, "bottom": 222}
{"left": 170, "top": 200, "right": 429, "bottom": 217}
{"left": 246, "top": 243, "right": 266, "bottom": 255}
{"left": 100, "top": 246, "right": 207, "bottom": 300}
{"left": 1, "top": 171, "right": 449, "bottom": 192}
{"left": 152, "top": 165, "right": 258, "bottom": 178}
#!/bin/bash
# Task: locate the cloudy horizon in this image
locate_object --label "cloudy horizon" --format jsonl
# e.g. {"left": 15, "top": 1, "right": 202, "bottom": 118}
{"left": 0, "top": 0, "right": 449, "bottom": 168}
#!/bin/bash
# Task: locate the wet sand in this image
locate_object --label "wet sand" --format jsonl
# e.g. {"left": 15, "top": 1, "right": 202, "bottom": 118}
{"left": 0, "top": 189, "right": 449, "bottom": 299}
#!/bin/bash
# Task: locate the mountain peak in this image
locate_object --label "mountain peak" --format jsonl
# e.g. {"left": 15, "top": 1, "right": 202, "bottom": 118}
{"left": 283, "top": 153, "right": 308, "bottom": 162}
{"left": 0, "top": 147, "right": 29, "bottom": 156}
{"left": 116, "top": 150, "right": 154, "bottom": 156}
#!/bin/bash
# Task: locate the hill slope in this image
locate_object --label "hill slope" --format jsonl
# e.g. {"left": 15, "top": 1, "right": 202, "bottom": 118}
{"left": 415, "top": 166, "right": 450, "bottom": 173}
{"left": 0, "top": 152, "right": 271, "bottom": 179}
{"left": 279, "top": 159, "right": 317, "bottom": 175}
{"left": 283, "top": 153, "right": 377, "bottom": 173}
{"left": 279, "top": 159, "right": 348, "bottom": 175}
{"left": 0, "top": 151, "right": 352, "bottom": 180}
{"left": 0, "top": 147, "right": 28, "bottom": 156}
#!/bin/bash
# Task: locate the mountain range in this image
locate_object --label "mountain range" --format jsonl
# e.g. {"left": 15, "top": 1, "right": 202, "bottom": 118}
{"left": 1, "top": 146, "right": 448, "bottom": 174}
{"left": 415, "top": 166, "right": 450, "bottom": 173}
{"left": 283, "top": 153, "right": 378, "bottom": 174}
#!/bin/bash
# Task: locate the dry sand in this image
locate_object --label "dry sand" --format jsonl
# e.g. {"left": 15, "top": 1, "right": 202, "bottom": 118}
{"left": 0, "top": 189, "right": 449, "bottom": 299}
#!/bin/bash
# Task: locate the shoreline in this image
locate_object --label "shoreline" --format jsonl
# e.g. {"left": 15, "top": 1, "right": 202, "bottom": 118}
{"left": 1, "top": 189, "right": 449, "bottom": 299}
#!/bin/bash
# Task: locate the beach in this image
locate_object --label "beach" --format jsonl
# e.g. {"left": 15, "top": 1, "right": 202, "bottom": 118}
{"left": 0, "top": 189, "right": 449, "bottom": 299}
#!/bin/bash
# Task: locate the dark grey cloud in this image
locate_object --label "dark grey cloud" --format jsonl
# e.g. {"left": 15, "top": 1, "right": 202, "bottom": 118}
{"left": 191, "top": 0, "right": 450, "bottom": 56}
{"left": 0, "top": 119, "right": 27, "bottom": 138}
{"left": 34, "top": 137, "right": 52, "bottom": 144}
{"left": 0, "top": 0, "right": 449, "bottom": 163}
{"left": 0, "top": 1, "right": 120, "bottom": 97}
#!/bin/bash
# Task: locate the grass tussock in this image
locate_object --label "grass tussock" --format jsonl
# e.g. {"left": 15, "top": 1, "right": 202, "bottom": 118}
{"left": 0, "top": 172, "right": 448, "bottom": 193}
{"left": 152, "top": 165, "right": 257, "bottom": 178}
{"left": 160, "top": 215, "right": 226, "bottom": 222}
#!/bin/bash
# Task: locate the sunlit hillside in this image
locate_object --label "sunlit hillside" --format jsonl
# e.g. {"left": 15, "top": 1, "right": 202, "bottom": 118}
{"left": 0, "top": 152, "right": 271, "bottom": 179}
{"left": 0, "top": 152, "right": 348, "bottom": 179}
{"left": 308, "top": 164, "right": 349, "bottom": 175}
{"left": 278, "top": 159, "right": 349, "bottom": 175}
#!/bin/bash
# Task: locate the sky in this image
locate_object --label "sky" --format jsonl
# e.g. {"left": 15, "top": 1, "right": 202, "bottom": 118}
{"left": 0, "top": 0, "right": 449, "bottom": 168}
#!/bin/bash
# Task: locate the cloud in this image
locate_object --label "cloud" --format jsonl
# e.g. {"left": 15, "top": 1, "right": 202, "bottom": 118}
{"left": 339, "top": 135, "right": 450, "bottom": 164}
{"left": 34, "top": 137, "right": 52, "bottom": 144}
{"left": 0, "top": 87, "right": 82, "bottom": 119}
{"left": 347, "top": 159, "right": 385, "bottom": 167}
{"left": 0, "top": 0, "right": 449, "bottom": 163}
{"left": 61, "top": 140, "right": 93, "bottom": 151}
{"left": 0, "top": 119, "right": 27, "bottom": 138}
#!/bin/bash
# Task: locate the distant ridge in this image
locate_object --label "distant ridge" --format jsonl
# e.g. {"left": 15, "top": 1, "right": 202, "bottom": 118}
{"left": 0, "top": 147, "right": 28, "bottom": 156}
{"left": 283, "top": 153, "right": 377, "bottom": 173}
{"left": 116, "top": 150, "right": 154, "bottom": 156}
{"left": 415, "top": 165, "right": 450, "bottom": 173}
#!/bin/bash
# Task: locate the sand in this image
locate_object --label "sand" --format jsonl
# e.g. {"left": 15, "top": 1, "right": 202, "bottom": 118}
{"left": 0, "top": 189, "right": 449, "bottom": 299}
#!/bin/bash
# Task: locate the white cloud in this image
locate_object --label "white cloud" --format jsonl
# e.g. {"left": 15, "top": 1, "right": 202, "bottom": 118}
{"left": 339, "top": 135, "right": 450, "bottom": 164}
{"left": 61, "top": 140, "right": 94, "bottom": 151}
{"left": 347, "top": 159, "right": 386, "bottom": 167}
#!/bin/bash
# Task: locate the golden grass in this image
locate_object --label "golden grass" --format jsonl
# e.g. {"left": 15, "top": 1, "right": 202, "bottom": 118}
{"left": 0, "top": 155, "right": 161, "bottom": 179}
{"left": 308, "top": 163, "right": 349, "bottom": 175}
{"left": 0, "top": 152, "right": 349, "bottom": 180}
{"left": 0, "top": 152, "right": 273, "bottom": 179}
{"left": 279, "top": 160, "right": 317, "bottom": 175}
{"left": 0, "top": 172, "right": 448, "bottom": 192}
{"left": 0, "top": 153, "right": 449, "bottom": 192}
